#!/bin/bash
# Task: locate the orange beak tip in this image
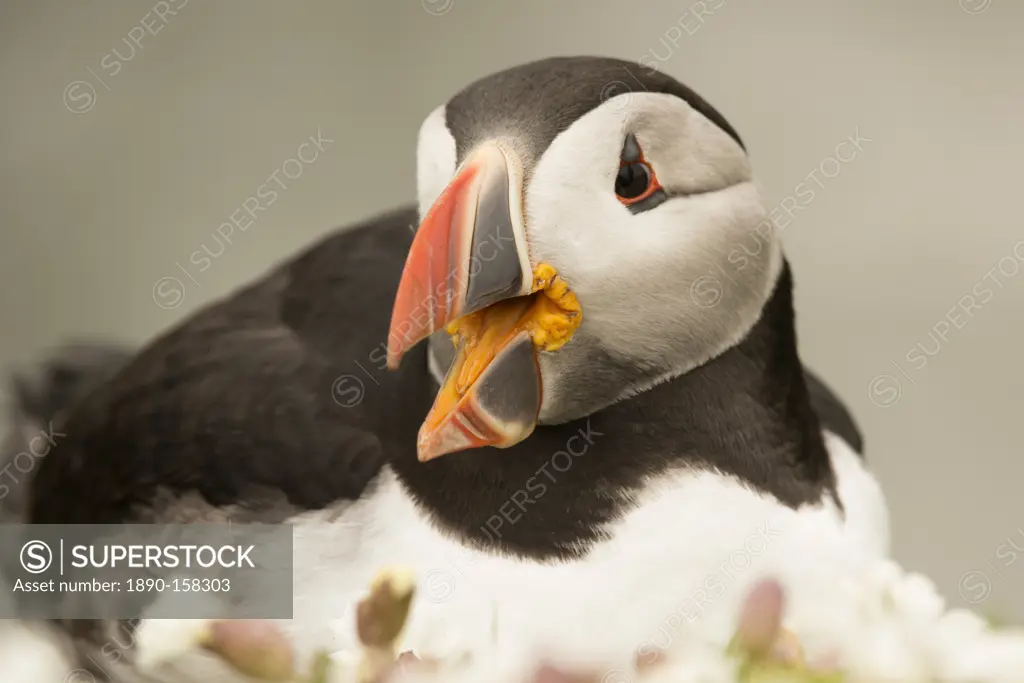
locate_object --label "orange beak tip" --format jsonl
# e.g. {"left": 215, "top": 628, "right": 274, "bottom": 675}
{"left": 415, "top": 420, "right": 472, "bottom": 462}
{"left": 416, "top": 441, "right": 451, "bottom": 463}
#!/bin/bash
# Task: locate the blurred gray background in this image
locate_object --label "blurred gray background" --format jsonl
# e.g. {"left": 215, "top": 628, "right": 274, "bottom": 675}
{"left": 1, "top": 1, "right": 1022, "bottom": 620}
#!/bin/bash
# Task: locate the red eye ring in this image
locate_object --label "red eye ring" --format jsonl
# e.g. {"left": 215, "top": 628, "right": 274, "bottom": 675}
{"left": 615, "top": 160, "right": 663, "bottom": 206}
{"left": 615, "top": 137, "right": 663, "bottom": 207}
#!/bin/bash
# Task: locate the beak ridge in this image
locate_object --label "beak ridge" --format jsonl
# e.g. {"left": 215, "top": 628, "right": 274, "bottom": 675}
{"left": 387, "top": 143, "right": 532, "bottom": 369}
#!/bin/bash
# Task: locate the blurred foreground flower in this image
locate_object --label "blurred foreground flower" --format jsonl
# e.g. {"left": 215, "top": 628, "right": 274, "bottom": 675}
{"left": 135, "top": 618, "right": 296, "bottom": 680}
{"left": 135, "top": 619, "right": 213, "bottom": 673}
{"left": 787, "top": 560, "right": 1024, "bottom": 682}
{"left": 204, "top": 620, "right": 297, "bottom": 681}
{"left": 354, "top": 566, "right": 416, "bottom": 683}
{"left": 130, "top": 561, "right": 1024, "bottom": 683}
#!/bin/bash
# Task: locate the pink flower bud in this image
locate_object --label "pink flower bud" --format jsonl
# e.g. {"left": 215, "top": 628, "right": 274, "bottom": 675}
{"left": 734, "top": 579, "right": 785, "bottom": 656}
{"left": 203, "top": 620, "right": 295, "bottom": 681}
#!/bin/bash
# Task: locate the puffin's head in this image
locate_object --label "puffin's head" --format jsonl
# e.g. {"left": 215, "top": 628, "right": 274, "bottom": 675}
{"left": 387, "top": 56, "right": 781, "bottom": 461}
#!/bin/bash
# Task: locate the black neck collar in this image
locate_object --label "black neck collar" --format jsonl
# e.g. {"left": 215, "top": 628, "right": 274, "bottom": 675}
{"left": 387, "top": 263, "right": 835, "bottom": 561}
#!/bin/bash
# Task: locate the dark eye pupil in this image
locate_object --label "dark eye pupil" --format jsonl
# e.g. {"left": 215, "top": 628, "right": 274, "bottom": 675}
{"left": 615, "top": 163, "right": 650, "bottom": 199}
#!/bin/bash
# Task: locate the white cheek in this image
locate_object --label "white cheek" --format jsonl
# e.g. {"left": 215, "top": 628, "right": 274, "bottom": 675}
{"left": 524, "top": 93, "right": 779, "bottom": 373}
{"left": 416, "top": 105, "right": 457, "bottom": 219}
{"left": 523, "top": 122, "right": 624, "bottom": 269}
{"left": 547, "top": 182, "right": 769, "bottom": 326}
{"left": 524, "top": 92, "right": 753, "bottom": 277}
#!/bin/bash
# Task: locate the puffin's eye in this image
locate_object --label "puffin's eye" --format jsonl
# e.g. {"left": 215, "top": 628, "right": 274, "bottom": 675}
{"left": 615, "top": 162, "right": 654, "bottom": 201}
{"left": 615, "top": 133, "right": 665, "bottom": 211}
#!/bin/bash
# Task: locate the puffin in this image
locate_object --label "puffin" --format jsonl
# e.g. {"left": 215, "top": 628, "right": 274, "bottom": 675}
{"left": 21, "top": 56, "right": 889, "bottom": 678}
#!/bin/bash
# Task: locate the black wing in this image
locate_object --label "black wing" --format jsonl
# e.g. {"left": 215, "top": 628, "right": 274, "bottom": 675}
{"left": 27, "top": 206, "right": 434, "bottom": 523}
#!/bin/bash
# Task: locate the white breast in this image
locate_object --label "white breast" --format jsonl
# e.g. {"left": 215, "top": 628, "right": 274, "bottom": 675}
{"left": 273, "top": 430, "right": 890, "bottom": 671}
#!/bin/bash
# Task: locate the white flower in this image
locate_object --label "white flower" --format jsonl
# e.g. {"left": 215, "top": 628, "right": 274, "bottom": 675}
{"left": 329, "top": 596, "right": 364, "bottom": 651}
{"left": 328, "top": 649, "right": 362, "bottom": 683}
{"left": 941, "top": 632, "right": 1024, "bottom": 683}
{"left": 643, "top": 641, "right": 738, "bottom": 683}
{"left": 2, "top": 623, "right": 74, "bottom": 683}
{"left": 889, "top": 570, "right": 946, "bottom": 624}
{"left": 134, "top": 618, "right": 212, "bottom": 672}
{"left": 325, "top": 560, "right": 1024, "bottom": 683}
{"left": 790, "top": 558, "right": 1024, "bottom": 682}
{"left": 843, "top": 619, "right": 929, "bottom": 681}
{"left": 935, "top": 608, "right": 988, "bottom": 642}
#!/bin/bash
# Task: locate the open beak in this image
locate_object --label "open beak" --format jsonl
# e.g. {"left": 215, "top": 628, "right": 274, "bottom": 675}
{"left": 386, "top": 141, "right": 580, "bottom": 461}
